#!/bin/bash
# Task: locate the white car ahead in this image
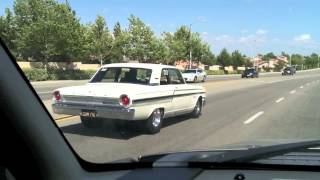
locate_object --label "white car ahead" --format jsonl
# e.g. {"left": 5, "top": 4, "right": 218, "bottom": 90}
{"left": 52, "top": 63, "right": 206, "bottom": 134}
{"left": 182, "top": 69, "right": 207, "bottom": 82}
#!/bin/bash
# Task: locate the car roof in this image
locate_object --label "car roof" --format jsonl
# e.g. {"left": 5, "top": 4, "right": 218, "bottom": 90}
{"left": 101, "top": 63, "right": 175, "bottom": 70}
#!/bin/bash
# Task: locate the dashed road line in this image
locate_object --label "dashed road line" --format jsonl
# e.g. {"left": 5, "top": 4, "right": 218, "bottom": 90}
{"left": 290, "top": 90, "right": 296, "bottom": 94}
{"left": 300, "top": 86, "right": 304, "bottom": 89}
{"left": 276, "top": 97, "right": 285, "bottom": 103}
{"left": 244, "top": 111, "right": 264, "bottom": 125}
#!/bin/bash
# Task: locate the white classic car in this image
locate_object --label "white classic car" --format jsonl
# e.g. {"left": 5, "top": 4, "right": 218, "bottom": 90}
{"left": 182, "top": 69, "right": 207, "bottom": 82}
{"left": 52, "top": 63, "right": 206, "bottom": 134}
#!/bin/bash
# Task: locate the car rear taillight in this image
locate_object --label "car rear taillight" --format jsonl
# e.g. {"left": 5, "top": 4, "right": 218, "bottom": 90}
{"left": 119, "top": 94, "right": 130, "bottom": 107}
{"left": 53, "top": 91, "right": 61, "bottom": 101}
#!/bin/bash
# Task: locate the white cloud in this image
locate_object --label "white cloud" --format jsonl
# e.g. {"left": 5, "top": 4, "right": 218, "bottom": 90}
{"left": 196, "top": 16, "right": 207, "bottom": 22}
{"left": 239, "top": 34, "right": 266, "bottom": 43}
{"left": 256, "top": 29, "right": 268, "bottom": 35}
{"left": 241, "top": 29, "right": 249, "bottom": 34}
{"left": 215, "top": 35, "right": 234, "bottom": 44}
{"left": 202, "top": 32, "right": 208, "bottom": 36}
{"left": 169, "top": 23, "right": 175, "bottom": 28}
{"left": 293, "top": 34, "right": 311, "bottom": 42}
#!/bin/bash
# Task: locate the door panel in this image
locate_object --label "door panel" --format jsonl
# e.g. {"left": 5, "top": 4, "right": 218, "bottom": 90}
{"left": 167, "top": 69, "right": 193, "bottom": 114}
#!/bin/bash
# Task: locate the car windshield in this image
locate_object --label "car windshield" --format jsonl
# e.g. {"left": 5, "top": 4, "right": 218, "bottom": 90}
{"left": 184, "top": 70, "right": 197, "bottom": 73}
{"left": 2, "top": 0, "right": 320, "bottom": 166}
{"left": 245, "top": 69, "right": 254, "bottom": 73}
{"left": 90, "top": 67, "right": 152, "bottom": 85}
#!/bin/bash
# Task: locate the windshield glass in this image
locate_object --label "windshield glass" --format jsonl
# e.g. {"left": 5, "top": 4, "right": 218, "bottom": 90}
{"left": 184, "top": 70, "right": 197, "bottom": 73}
{"left": 2, "top": 0, "right": 320, "bottom": 165}
{"left": 245, "top": 69, "right": 254, "bottom": 73}
{"left": 91, "top": 67, "right": 152, "bottom": 85}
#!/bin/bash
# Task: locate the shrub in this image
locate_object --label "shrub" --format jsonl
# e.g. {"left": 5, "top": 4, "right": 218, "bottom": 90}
{"left": 22, "top": 68, "right": 97, "bottom": 81}
{"left": 22, "top": 68, "right": 49, "bottom": 81}
{"left": 205, "top": 70, "right": 225, "bottom": 75}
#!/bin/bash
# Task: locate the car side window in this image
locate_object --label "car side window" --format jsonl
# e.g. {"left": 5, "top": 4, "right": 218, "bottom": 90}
{"left": 168, "top": 69, "right": 185, "bottom": 84}
{"left": 101, "top": 68, "right": 119, "bottom": 82}
{"left": 160, "top": 69, "right": 169, "bottom": 85}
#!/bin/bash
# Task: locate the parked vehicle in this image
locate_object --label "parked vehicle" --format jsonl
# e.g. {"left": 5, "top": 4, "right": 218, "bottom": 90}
{"left": 282, "top": 67, "right": 296, "bottom": 76}
{"left": 52, "top": 63, "right": 206, "bottom": 134}
{"left": 241, "top": 69, "right": 259, "bottom": 78}
{"left": 182, "top": 69, "right": 207, "bottom": 82}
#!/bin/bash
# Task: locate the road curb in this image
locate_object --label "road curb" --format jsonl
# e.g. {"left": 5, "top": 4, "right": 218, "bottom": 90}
{"left": 54, "top": 115, "right": 75, "bottom": 121}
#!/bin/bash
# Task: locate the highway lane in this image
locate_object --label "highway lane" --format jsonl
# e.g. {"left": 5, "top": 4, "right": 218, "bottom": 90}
{"left": 32, "top": 69, "right": 319, "bottom": 101}
{"left": 32, "top": 71, "right": 286, "bottom": 100}
{"left": 51, "top": 71, "right": 320, "bottom": 163}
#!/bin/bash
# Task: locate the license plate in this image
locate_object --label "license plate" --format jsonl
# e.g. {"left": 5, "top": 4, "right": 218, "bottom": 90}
{"left": 81, "top": 110, "right": 97, "bottom": 117}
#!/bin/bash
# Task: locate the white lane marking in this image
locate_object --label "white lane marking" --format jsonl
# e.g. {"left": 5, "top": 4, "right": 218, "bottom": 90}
{"left": 290, "top": 90, "right": 296, "bottom": 94}
{"left": 276, "top": 97, "right": 285, "bottom": 103}
{"left": 243, "top": 111, "right": 264, "bottom": 125}
{"left": 299, "top": 86, "right": 304, "bottom": 89}
{"left": 37, "top": 91, "right": 52, "bottom": 94}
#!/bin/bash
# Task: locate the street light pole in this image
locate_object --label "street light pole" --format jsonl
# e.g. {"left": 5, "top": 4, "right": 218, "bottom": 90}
{"left": 289, "top": 54, "right": 291, "bottom": 66}
{"left": 189, "top": 24, "right": 192, "bottom": 69}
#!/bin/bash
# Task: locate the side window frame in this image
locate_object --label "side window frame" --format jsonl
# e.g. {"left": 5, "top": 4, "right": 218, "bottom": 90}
{"left": 168, "top": 68, "right": 185, "bottom": 85}
{"left": 160, "top": 68, "right": 170, "bottom": 85}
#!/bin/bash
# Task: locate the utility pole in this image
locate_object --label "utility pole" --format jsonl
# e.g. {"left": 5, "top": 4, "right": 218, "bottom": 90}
{"left": 189, "top": 24, "right": 192, "bottom": 69}
{"left": 289, "top": 54, "right": 291, "bottom": 66}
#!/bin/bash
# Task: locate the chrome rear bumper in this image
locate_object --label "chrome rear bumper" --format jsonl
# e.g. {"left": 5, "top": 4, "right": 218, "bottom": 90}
{"left": 52, "top": 102, "right": 135, "bottom": 120}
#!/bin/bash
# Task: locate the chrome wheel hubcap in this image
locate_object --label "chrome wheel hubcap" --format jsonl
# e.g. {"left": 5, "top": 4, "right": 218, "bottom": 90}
{"left": 195, "top": 101, "right": 201, "bottom": 114}
{"left": 152, "top": 109, "right": 162, "bottom": 127}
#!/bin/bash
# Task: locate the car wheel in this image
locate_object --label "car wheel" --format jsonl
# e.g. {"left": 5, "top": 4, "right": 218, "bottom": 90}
{"left": 190, "top": 98, "right": 202, "bottom": 118}
{"left": 193, "top": 76, "right": 198, "bottom": 83}
{"left": 80, "top": 116, "right": 102, "bottom": 128}
{"left": 146, "top": 109, "right": 163, "bottom": 134}
{"left": 202, "top": 76, "right": 206, "bottom": 82}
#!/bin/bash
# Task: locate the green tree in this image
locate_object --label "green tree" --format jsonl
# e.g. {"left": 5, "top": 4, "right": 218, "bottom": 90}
{"left": 149, "top": 38, "right": 170, "bottom": 64}
{"left": 274, "top": 60, "right": 286, "bottom": 72}
{"left": 113, "top": 21, "right": 121, "bottom": 38}
{"left": 126, "top": 14, "right": 154, "bottom": 62}
{"left": 244, "top": 57, "right": 253, "bottom": 67}
{"left": 305, "top": 53, "right": 318, "bottom": 69}
{"left": 0, "top": 8, "right": 17, "bottom": 56}
{"left": 13, "top": 0, "right": 84, "bottom": 64}
{"left": 109, "top": 22, "right": 129, "bottom": 63}
{"left": 217, "top": 48, "right": 231, "bottom": 68}
{"left": 87, "top": 15, "right": 113, "bottom": 65}
{"left": 291, "top": 54, "right": 304, "bottom": 70}
{"left": 231, "top": 50, "right": 244, "bottom": 68}
{"left": 262, "top": 52, "right": 276, "bottom": 62}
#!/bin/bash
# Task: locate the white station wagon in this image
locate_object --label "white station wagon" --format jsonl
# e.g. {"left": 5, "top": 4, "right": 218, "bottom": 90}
{"left": 52, "top": 63, "right": 206, "bottom": 134}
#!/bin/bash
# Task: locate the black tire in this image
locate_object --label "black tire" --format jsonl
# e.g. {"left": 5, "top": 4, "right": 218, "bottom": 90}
{"left": 145, "top": 109, "right": 163, "bottom": 134}
{"left": 193, "top": 76, "right": 197, "bottom": 83}
{"left": 202, "top": 76, "right": 206, "bottom": 82}
{"left": 80, "top": 116, "right": 102, "bottom": 128}
{"left": 190, "top": 98, "right": 202, "bottom": 118}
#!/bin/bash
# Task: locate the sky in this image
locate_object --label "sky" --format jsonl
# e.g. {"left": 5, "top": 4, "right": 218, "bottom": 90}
{"left": 1, "top": 0, "right": 320, "bottom": 56}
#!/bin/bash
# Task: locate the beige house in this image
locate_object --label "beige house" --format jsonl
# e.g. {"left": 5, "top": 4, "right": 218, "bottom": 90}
{"left": 251, "top": 55, "right": 288, "bottom": 70}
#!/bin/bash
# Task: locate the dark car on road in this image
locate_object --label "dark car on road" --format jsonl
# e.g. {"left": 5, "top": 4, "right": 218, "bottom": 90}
{"left": 282, "top": 67, "right": 296, "bottom": 76}
{"left": 242, "top": 68, "right": 259, "bottom": 78}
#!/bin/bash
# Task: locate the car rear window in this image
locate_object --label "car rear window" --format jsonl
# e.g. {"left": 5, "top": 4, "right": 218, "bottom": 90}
{"left": 90, "top": 67, "right": 152, "bottom": 85}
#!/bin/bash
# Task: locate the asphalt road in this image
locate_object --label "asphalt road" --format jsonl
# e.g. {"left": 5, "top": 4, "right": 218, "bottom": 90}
{"left": 32, "top": 71, "right": 284, "bottom": 101}
{"left": 41, "top": 70, "right": 320, "bottom": 163}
